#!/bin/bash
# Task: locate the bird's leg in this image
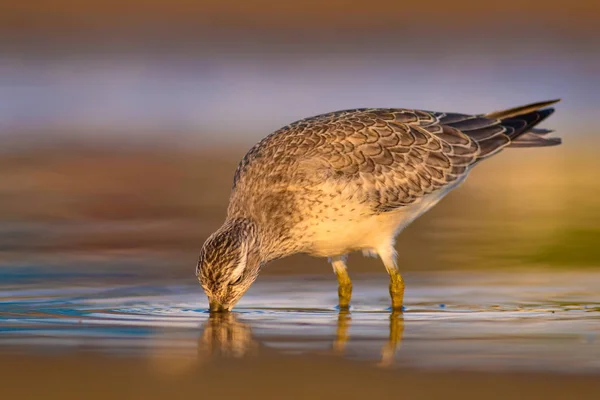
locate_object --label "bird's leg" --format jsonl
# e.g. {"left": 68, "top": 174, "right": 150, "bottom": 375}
{"left": 379, "top": 247, "right": 405, "bottom": 312}
{"left": 331, "top": 255, "right": 352, "bottom": 310}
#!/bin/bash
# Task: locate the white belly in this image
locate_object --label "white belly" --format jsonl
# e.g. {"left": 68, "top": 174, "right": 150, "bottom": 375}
{"left": 302, "top": 177, "right": 466, "bottom": 257}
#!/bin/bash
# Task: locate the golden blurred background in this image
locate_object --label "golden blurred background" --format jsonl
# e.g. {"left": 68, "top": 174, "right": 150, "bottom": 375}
{"left": 1, "top": 0, "right": 599, "bottom": 276}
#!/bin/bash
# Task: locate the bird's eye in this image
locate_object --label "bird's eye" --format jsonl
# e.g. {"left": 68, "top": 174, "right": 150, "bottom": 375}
{"left": 230, "top": 276, "right": 243, "bottom": 286}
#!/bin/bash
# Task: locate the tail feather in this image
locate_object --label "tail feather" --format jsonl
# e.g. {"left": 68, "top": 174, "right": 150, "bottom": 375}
{"left": 462, "top": 99, "right": 561, "bottom": 159}
{"left": 503, "top": 107, "right": 554, "bottom": 136}
{"left": 501, "top": 105, "right": 560, "bottom": 148}
{"left": 481, "top": 100, "right": 561, "bottom": 149}
{"left": 528, "top": 128, "right": 554, "bottom": 135}
{"left": 484, "top": 99, "right": 561, "bottom": 119}
{"left": 508, "top": 132, "right": 562, "bottom": 147}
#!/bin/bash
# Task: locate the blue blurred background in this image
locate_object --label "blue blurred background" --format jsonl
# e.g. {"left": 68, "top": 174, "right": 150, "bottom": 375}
{"left": 1, "top": 0, "right": 599, "bottom": 275}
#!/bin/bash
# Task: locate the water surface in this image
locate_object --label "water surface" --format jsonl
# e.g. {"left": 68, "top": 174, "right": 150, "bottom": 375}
{"left": 1, "top": 270, "right": 598, "bottom": 373}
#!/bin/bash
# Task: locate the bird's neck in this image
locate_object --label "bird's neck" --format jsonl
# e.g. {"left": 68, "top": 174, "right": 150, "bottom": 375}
{"left": 222, "top": 216, "right": 290, "bottom": 265}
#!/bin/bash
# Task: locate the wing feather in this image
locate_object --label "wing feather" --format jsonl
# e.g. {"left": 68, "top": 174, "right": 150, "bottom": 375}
{"left": 232, "top": 102, "right": 559, "bottom": 213}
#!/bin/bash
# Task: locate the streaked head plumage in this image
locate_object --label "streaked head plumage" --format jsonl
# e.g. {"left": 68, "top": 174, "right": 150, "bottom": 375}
{"left": 196, "top": 218, "right": 261, "bottom": 311}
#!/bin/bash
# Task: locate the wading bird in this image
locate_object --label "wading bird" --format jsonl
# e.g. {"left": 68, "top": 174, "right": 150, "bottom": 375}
{"left": 196, "top": 100, "right": 561, "bottom": 312}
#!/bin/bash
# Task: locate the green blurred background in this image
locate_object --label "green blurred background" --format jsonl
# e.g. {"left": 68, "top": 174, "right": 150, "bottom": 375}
{"left": 1, "top": 0, "right": 599, "bottom": 276}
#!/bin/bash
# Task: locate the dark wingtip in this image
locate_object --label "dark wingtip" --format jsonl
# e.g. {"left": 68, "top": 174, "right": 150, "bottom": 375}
{"left": 543, "top": 98, "right": 561, "bottom": 105}
{"left": 485, "top": 99, "right": 561, "bottom": 119}
{"left": 535, "top": 99, "right": 561, "bottom": 108}
{"left": 539, "top": 107, "right": 555, "bottom": 119}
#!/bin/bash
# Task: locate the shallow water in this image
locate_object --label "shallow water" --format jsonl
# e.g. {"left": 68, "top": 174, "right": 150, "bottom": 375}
{"left": 1, "top": 270, "right": 598, "bottom": 374}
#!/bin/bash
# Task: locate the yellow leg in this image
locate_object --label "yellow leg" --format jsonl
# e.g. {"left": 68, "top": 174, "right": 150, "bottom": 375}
{"left": 331, "top": 256, "right": 352, "bottom": 310}
{"left": 389, "top": 269, "right": 405, "bottom": 311}
{"left": 379, "top": 247, "right": 405, "bottom": 312}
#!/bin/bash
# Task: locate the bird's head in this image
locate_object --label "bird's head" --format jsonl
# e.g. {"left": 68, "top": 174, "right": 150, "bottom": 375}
{"left": 196, "top": 218, "right": 261, "bottom": 312}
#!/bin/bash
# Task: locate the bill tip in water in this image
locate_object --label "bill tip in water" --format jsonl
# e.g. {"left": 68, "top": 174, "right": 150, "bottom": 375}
{"left": 209, "top": 301, "right": 230, "bottom": 313}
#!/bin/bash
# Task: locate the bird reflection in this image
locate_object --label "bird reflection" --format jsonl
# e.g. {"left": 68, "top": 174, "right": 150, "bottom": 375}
{"left": 333, "top": 310, "right": 352, "bottom": 354}
{"left": 197, "top": 312, "right": 260, "bottom": 360}
{"left": 333, "top": 310, "right": 405, "bottom": 367}
{"left": 379, "top": 311, "right": 405, "bottom": 367}
{"left": 197, "top": 310, "right": 405, "bottom": 367}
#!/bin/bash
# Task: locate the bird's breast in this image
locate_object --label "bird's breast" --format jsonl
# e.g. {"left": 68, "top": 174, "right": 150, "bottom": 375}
{"left": 289, "top": 182, "right": 462, "bottom": 258}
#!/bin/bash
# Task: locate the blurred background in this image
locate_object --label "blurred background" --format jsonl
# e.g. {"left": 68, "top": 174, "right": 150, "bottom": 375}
{"left": 1, "top": 0, "right": 599, "bottom": 277}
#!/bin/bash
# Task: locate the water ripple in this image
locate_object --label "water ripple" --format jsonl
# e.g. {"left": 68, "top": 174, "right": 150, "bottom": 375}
{"left": 0, "top": 271, "right": 599, "bottom": 372}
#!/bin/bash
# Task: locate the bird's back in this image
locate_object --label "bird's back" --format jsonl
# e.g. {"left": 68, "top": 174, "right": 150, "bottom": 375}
{"left": 227, "top": 101, "right": 560, "bottom": 257}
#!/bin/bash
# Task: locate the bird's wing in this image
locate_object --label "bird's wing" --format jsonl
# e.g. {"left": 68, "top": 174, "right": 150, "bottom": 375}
{"left": 292, "top": 108, "right": 478, "bottom": 211}
{"left": 291, "top": 105, "right": 555, "bottom": 212}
